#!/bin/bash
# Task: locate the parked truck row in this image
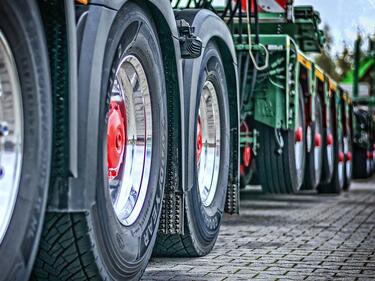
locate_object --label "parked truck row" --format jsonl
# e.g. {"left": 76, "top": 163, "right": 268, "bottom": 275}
{"left": 0, "top": 0, "right": 374, "bottom": 280}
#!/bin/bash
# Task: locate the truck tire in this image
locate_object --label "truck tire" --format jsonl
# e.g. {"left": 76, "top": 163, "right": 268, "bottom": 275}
{"left": 319, "top": 99, "right": 335, "bottom": 185}
{"left": 353, "top": 145, "right": 370, "bottom": 178}
{"left": 32, "top": 3, "right": 167, "bottom": 280}
{"left": 154, "top": 42, "right": 230, "bottom": 257}
{"left": 0, "top": 1, "right": 52, "bottom": 280}
{"left": 343, "top": 133, "right": 352, "bottom": 190}
{"left": 318, "top": 127, "right": 344, "bottom": 194}
{"left": 257, "top": 88, "right": 306, "bottom": 194}
{"left": 303, "top": 95, "right": 323, "bottom": 189}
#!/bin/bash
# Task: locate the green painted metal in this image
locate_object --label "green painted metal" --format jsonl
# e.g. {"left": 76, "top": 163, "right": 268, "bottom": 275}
{"left": 181, "top": 1, "right": 344, "bottom": 157}
{"left": 236, "top": 6, "right": 325, "bottom": 52}
{"left": 343, "top": 58, "right": 374, "bottom": 84}
{"left": 236, "top": 34, "right": 299, "bottom": 130}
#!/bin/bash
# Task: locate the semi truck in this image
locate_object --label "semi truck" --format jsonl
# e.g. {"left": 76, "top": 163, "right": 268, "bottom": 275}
{"left": 0, "top": 0, "right": 357, "bottom": 280}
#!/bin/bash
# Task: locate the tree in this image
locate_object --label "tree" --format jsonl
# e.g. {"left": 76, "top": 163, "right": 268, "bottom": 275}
{"left": 336, "top": 42, "right": 352, "bottom": 79}
{"left": 314, "top": 24, "right": 340, "bottom": 81}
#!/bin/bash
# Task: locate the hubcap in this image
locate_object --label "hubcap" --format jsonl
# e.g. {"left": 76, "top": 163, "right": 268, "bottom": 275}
{"left": 197, "top": 80, "right": 221, "bottom": 207}
{"left": 107, "top": 55, "right": 152, "bottom": 226}
{"left": 0, "top": 31, "right": 23, "bottom": 243}
{"left": 196, "top": 115, "right": 203, "bottom": 162}
{"left": 107, "top": 100, "right": 126, "bottom": 179}
{"left": 240, "top": 120, "right": 252, "bottom": 174}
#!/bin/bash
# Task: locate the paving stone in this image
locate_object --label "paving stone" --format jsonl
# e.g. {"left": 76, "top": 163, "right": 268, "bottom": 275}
{"left": 143, "top": 177, "right": 375, "bottom": 280}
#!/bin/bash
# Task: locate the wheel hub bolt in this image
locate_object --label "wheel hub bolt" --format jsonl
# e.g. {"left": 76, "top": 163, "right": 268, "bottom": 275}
{"left": 0, "top": 122, "right": 9, "bottom": 137}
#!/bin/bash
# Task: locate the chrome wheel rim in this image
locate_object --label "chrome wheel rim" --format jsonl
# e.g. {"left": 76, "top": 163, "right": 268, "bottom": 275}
{"left": 197, "top": 80, "right": 221, "bottom": 207}
{"left": 326, "top": 110, "right": 334, "bottom": 171}
{"left": 107, "top": 55, "right": 152, "bottom": 226}
{"left": 314, "top": 122, "right": 322, "bottom": 182}
{"left": 0, "top": 31, "right": 23, "bottom": 243}
{"left": 343, "top": 137, "right": 351, "bottom": 180}
{"left": 338, "top": 140, "right": 344, "bottom": 188}
{"left": 294, "top": 105, "right": 304, "bottom": 188}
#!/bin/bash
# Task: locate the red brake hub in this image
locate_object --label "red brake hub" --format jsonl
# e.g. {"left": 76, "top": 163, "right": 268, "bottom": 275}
{"left": 196, "top": 115, "right": 203, "bottom": 162}
{"left": 368, "top": 151, "right": 374, "bottom": 160}
{"left": 295, "top": 127, "right": 303, "bottom": 142}
{"left": 346, "top": 151, "right": 352, "bottom": 162}
{"left": 327, "top": 133, "right": 333, "bottom": 145}
{"left": 242, "top": 146, "right": 252, "bottom": 168}
{"left": 107, "top": 100, "right": 126, "bottom": 179}
{"left": 338, "top": 151, "right": 345, "bottom": 162}
{"left": 314, "top": 133, "right": 321, "bottom": 147}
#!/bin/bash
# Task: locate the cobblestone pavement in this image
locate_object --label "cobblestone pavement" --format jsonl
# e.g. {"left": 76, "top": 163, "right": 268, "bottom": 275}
{"left": 143, "top": 177, "right": 375, "bottom": 281}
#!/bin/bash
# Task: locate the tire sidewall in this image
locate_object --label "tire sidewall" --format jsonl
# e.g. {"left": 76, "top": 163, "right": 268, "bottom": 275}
{"left": 89, "top": 3, "right": 167, "bottom": 279}
{"left": 0, "top": 1, "right": 51, "bottom": 280}
{"left": 186, "top": 42, "right": 230, "bottom": 254}
{"left": 288, "top": 90, "right": 306, "bottom": 192}
{"left": 321, "top": 99, "right": 335, "bottom": 184}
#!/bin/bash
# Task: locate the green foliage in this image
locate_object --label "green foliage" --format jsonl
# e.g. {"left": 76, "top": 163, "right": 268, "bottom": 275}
{"left": 314, "top": 24, "right": 341, "bottom": 80}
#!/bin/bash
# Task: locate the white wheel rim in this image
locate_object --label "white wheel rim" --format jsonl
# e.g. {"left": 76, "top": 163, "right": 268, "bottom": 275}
{"left": 326, "top": 110, "right": 334, "bottom": 171}
{"left": 314, "top": 118, "right": 322, "bottom": 182}
{"left": 197, "top": 80, "right": 221, "bottom": 207}
{"left": 107, "top": 55, "right": 152, "bottom": 226}
{"left": 338, "top": 140, "right": 344, "bottom": 188}
{"left": 343, "top": 137, "right": 351, "bottom": 179}
{"left": 294, "top": 105, "right": 304, "bottom": 188}
{"left": 0, "top": 31, "right": 23, "bottom": 243}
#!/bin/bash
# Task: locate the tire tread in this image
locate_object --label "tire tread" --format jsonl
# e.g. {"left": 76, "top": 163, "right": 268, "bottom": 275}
{"left": 32, "top": 213, "right": 100, "bottom": 281}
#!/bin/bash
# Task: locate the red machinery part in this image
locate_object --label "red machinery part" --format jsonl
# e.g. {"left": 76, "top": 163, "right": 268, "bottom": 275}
{"left": 196, "top": 115, "right": 203, "bottom": 162}
{"left": 326, "top": 133, "right": 333, "bottom": 145}
{"left": 339, "top": 151, "right": 345, "bottom": 163}
{"left": 243, "top": 146, "right": 252, "bottom": 167}
{"left": 107, "top": 100, "right": 126, "bottom": 179}
{"left": 234, "top": 0, "right": 288, "bottom": 12}
{"left": 346, "top": 151, "right": 352, "bottom": 162}
{"left": 240, "top": 120, "right": 253, "bottom": 175}
{"left": 314, "top": 133, "right": 321, "bottom": 147}
{"left": 295, "top": 126, "right": 303, "bottom": 142}
{"left": 368, "top": 151, "right": 374, "bottom": 160}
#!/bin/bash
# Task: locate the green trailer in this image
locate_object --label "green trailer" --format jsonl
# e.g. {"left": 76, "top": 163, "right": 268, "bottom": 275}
{"left": 176, "top": 0, "right": 353, "bottom": 194}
